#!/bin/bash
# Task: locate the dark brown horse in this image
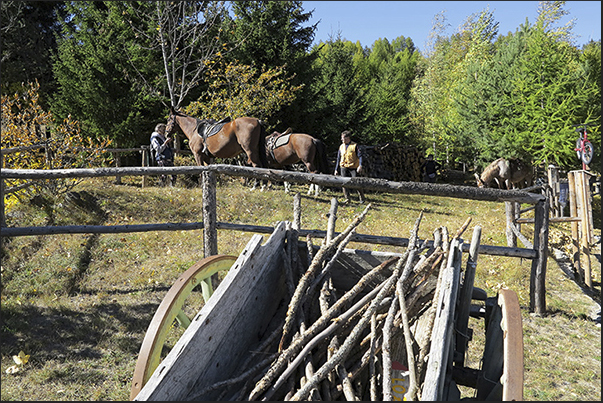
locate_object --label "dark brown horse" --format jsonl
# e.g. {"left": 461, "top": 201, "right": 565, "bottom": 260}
{"left": 265, "top": 128, "right": 330, "bottom": 195}
{"left": 166, "top": 106, "right": 267, "bottom": 171}
{"left": 475, "top": 157, "right": 533, "bottom": 189}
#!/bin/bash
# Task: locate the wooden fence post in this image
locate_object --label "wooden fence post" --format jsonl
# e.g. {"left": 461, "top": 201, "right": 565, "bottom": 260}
{"left": 0, "top": 151, "right": 5, "bottom": 229}
{"left": 505, "top": 201, "right": 517, "bottom": 247}
{"left": 575, "top": 170, "right": 593, "bottom": 289}
{"left": 567, "top": 172, "right": 581, "bottom": 280}
{"left": 44, "top": 140, "right": 52, "bottom": 167}
{"left": 547, "top": 165, "right": 560, "bottom": 217}
{"left": 202, "top": 170, "right": 217, "bottom": 257}
{"left": 114, "top": 152, "right": 122, "bottom": 185}
{"left": 141, "top": 147, "right": 149, "bottom": 188}
{"left": 202, "top": 169, "right": 218, "bottom": 290}
{"left": 530, "top": 198, "right": 549, "bottom": 315}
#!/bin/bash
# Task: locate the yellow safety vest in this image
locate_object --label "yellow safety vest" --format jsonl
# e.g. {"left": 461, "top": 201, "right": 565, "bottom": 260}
{"left": 339, "top": 142, "right": 360, "bottom": 169}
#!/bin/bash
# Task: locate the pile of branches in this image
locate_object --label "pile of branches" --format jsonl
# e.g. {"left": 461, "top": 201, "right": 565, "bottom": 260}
{"left": 187, "top": 202, "right": 472, "bottom": 401}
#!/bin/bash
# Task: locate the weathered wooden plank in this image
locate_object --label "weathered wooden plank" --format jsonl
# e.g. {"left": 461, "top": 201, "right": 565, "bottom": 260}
{"left": 530, "top": 200, "right": 549, "bottom": 315}
{"left": 517, "top": 216, "right": 581, "bottom": 223}
{"left": 567, "top": 172, "right": 581, "bottom": 277}
{"left": 0, "top": 222, "right": 206, "bottom": 236}
{"left": 421, "top": 239, "right": 463, "bottom": 401}
{"left": 135, "top": 221, "right": 289, "bottom": 401}
{"left": 454, "top": 226, "right": 482, "bottom": 367}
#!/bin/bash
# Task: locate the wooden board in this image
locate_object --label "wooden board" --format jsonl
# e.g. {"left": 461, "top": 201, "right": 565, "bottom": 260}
{"left": 421, "top": 239, "right": 463, "bottom": 400}
{"left": 135, "top": 221, "right": 289, "bottom": 401}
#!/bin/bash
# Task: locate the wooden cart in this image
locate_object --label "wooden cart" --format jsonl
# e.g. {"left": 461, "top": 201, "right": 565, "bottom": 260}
{"left": 130, "top": 220, "right": 523, "bottom": 401}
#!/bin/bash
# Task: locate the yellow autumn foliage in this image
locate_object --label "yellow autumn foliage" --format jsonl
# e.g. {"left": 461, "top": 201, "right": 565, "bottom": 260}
{"left": 1, "top": 81, "right": 112, "bottom": 211}
{"left": 185, "top": 59, "right": 302, "bottom": 126}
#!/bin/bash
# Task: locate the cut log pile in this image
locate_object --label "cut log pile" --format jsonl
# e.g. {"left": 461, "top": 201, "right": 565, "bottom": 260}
{"left": 360, "top": 142, "right": 423, "bottom": 182}
{"left": 185, "top": 200, "right": 479, "bottom": 401}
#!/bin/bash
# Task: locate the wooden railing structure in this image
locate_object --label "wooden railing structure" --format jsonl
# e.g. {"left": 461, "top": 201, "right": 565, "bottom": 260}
{"left": 509, "top": 166, "right": 596, "bottom": 289}
{"left": 1, "top": 164, "right": 553, "bottom": 314}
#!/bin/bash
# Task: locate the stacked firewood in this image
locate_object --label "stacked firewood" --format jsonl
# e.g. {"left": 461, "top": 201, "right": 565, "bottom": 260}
{"left": 186, "top": 202, "right": 472, "bottom": 401}
{"left": 360, "top": 143, "right": 423, "bottom": 182}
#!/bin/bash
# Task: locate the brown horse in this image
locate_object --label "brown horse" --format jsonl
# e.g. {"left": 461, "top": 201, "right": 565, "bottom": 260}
{"left": 265, "top": 128, "right": 330, "bottom": 196}
{"left": 475, "top": 157, "right": 533, "bottom": 189}
{"left": 166, "top": 106, "right": 267, "bottom": 171}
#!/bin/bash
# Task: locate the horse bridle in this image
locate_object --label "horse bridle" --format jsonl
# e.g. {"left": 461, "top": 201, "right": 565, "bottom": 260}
{"left": 165, "top": 114, "right": 176, "bottom": 135}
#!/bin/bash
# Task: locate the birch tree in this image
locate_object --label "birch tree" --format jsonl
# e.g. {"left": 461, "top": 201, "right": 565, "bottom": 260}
{"left": 120, "top": 1, "right": 231, "bottom": 109}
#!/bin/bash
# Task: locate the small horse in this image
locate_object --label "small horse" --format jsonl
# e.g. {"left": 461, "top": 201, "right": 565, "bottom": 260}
{"left": 265, "top": 128, "right": 330, "bottom": 196}
{"left": 475, "top": 157, "right": 533, "bottom": 189}
{"left": 166, "top": 106, "right": 267, "bottom": 177}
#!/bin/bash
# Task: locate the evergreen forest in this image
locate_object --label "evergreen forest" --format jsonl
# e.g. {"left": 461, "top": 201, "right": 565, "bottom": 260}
{"left": 1, "top": 1, "right": 600, "bottom": 173}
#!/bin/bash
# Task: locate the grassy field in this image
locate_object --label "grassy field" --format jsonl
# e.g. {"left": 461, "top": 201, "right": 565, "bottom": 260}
{"left": 1, "top": 173, "right": 600, "bottom": 401}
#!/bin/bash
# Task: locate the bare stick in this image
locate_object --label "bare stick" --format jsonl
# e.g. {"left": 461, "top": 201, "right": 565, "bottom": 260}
{"left": 381, "top": 289, "right": 400, "bottom": 401}
{"left": 453, "top": 216, "right": 472, "bottom": 240}
{"left": 332, "top": 336, "right": 360, "bottom": 401}
{"left": 396, "top": 283, "right": 418, "bottom": 400}
{"left": 327, "top": 197, "right": 338, "bottom": 243}
{"left": 293, "top": 192, "right": 301, "bottom": 230}
{"left": 308, "top": 227, "right": 357, "bottom": 293}
{"left": 305, "top": 234, "right": 314, "bottom": 271}
{"left": 260, "top": 279, "right": 388, "bottom": 401}
{"left": 416, "top": 227, "right": 449, "bottom": 383}
{"left": 369, "top": 313, "right": 379, "bottom": 401}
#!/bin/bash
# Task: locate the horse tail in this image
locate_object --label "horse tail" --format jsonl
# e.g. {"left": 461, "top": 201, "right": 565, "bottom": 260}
{"left": 314, "top": 139, "right": 330, "bottom": 174}
{"left": 257, "top": 119, "right": 268, "bottom": 168}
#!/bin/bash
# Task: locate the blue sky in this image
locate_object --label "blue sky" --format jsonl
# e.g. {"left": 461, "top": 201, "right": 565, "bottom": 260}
{"left": 303, "top": 1, "right": 601, "bottom": 52}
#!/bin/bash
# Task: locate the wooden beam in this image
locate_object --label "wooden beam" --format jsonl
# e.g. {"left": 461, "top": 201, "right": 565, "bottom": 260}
{"left": 1, "top": 164, "right": 546, "bottom": 205}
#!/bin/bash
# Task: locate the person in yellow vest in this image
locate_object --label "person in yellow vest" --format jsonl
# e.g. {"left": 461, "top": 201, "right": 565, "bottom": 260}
{"left": 334, "top": 130, "right": 366, "bottom": 204}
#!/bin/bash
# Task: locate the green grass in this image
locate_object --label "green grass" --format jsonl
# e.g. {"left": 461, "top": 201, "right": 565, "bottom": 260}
{"left": 1, "top": 175, "right": 600, "bottom": 401}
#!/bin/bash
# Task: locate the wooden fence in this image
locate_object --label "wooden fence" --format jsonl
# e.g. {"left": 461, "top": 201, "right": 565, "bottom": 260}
{"left": 0, "top": 144, "right": 193, "bottom": 190}
{"left": 1, "top": 164, "right": 551, "bottom": 314}
{"left": 511, "top": 166, "right": 596, "bottom": 289}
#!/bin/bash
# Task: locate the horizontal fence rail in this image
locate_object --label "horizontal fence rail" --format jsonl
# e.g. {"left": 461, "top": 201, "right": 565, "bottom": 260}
{"left": 1, "top": 164, "right": 545, "bottom": 204}
{"left": 0, "top": 221, "right": 537, "bottom": 259}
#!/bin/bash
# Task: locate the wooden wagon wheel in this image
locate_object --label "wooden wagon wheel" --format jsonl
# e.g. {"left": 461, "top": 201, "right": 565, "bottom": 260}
{"left": 130, "top": 254, "right": 237, "bottom": 400}
{"left": 477, "top": 288, "right": 524, "bottom": 401}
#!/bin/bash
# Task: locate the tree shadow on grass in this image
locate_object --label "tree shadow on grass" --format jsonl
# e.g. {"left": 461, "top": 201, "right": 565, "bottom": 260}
{"left": 1, "top": 299, "right": 161, "bottom": 361}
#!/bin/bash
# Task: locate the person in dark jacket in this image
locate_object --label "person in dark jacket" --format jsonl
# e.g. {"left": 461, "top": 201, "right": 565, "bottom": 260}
{"left": 150, "top": 123, "right": 177, "bottom": 187}
{"left": 421, "top": 154, "right": 442, "bottom": 183}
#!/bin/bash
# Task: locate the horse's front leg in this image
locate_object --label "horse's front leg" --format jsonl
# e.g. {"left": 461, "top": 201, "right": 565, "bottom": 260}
{"left": 251, "top": 178, "right": 268, "bottom": 191}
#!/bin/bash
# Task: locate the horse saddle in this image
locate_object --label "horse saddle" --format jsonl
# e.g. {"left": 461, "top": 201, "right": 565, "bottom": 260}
{"left": 196, "top": 117, "right": 231, "bottom": 155}
{"left": 266, "top": 128, "right": 292, "bottom": 161}
{"left": 197, "top": 117, "right": 231, "bottom": 140}
{"left": 267, "top": 128, "right": 293, "bottom": 150}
